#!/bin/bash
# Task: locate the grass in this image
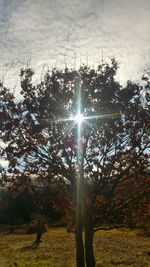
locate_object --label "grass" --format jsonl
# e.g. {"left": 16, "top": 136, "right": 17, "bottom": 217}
{"left": 0, "top": 227, "right": 150, "bottom": 267}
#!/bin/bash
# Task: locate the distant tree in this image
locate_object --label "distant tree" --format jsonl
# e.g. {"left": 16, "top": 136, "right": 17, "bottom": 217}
{"left": 0, "top": 60, "right": 149, "bottom": 267}
{"left": 0, "top": 188, "right": 33, "bottom": 225}
{"left": 26, "top": 175, "right": 62, "bottom": 246}
{"left": 0, "top": 174, "right": 62, "bottom": 244}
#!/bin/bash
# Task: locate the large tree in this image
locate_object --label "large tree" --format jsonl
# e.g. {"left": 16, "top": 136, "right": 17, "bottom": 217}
{"left": 0, "top": 59, "right": 149, "bottom": 267}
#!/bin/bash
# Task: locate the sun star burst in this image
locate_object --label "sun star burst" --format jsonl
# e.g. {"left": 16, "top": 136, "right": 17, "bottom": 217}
{"left": 74, "top": 113, "right": 84, "bottom": 125}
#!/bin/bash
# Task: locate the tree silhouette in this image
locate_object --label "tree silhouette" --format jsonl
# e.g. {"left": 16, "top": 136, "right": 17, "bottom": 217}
{"left": 0, "top": 59, "right": 149, "bottom": 267}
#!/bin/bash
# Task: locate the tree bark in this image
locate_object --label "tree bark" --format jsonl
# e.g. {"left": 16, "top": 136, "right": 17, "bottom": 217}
{"left": 75, "top": 223, "right": 85, "bottom": 267}
{"left": 85, "top": 227, "right": 95, "bottom": 267}
{"left": 34, "top": 219, "right": 44, "bottom": 246}
{"left": 75, "top": 116, "right": 85, "bottom": 267}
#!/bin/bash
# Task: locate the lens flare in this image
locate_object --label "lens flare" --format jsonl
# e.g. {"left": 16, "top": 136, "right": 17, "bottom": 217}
{"left": 74, "top": 113, "right": 84, "bottom": 125}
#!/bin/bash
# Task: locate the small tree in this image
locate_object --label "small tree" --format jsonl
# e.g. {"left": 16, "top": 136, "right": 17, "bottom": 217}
{"left": 0, "top": 59, "right": 149, "bottom": 267}
{"left": 0, "top": 172, "right": 62, "bottom": 244}
{"left": 28, "top": 174, "right": 62, "bottom": 246}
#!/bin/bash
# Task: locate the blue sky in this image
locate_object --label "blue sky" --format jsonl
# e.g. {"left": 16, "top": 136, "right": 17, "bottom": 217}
{"left": 0, "top": 0, "right": 150, "bottom": 88}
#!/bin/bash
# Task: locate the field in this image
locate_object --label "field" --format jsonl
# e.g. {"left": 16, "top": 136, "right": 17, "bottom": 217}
{"left": 0, "top": 227, "right": 150, "bottom": 267}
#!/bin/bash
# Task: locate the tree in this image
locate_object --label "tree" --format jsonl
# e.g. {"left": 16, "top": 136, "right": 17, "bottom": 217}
{"left": 0, "top": 172, "right": 62, "bottom": 244}
{"left": 0, "top": 188, "right": 33, "bottom": 225}
{"left": 0, "top": 59, "right": 149, "bottom": 267}
{"left": 26, "top": 174, "right": 62, "bottom": 247}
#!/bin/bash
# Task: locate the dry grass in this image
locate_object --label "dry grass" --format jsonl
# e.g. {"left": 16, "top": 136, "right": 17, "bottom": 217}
{"left": 94, "top": 230, "right": 150, "bottom": 267}
{"left": 0, "top": 227, "right": 150, "bottom": 267}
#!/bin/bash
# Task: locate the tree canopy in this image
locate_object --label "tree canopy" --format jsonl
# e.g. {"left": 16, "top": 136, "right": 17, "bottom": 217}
{"left": 0, "top": 59, "right": 149, "bottom": 267}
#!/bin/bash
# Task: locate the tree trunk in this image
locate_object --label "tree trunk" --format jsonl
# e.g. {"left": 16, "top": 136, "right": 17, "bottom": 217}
{"left": 75, "top": 218, "right": 85, "bottom": 267}
{"left": 85, "top": 227, "right": 95, "bottom": 267}
{"left": 75, "top": 119, "right": 85, "bottom": 267}
{"left": 34, "top": 219, "right": 44, "bottom": 246}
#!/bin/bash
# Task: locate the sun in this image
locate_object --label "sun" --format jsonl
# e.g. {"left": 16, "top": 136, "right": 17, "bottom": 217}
{"left": 74, "top": 113, "right": 84, "bottom": 125}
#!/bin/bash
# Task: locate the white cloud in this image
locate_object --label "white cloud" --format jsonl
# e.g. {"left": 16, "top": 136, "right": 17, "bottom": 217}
{"left": 0, "top": 159, "right": 8, "bottom": 169}
{"left": 0, "top": 0, "right": 150, "bottom": 87}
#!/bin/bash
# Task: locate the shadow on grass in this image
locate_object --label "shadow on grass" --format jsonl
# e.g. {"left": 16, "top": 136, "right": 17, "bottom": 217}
{"left": 20, "top": 241, "right": 42, "bottom": 251}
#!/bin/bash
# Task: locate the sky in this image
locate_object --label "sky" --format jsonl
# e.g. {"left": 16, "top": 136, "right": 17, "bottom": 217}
{"left": 0, "top": 0, "right": 150, "bottom": 168}
{"left": 0, "top": 0, "right": 150, "bottom": 89}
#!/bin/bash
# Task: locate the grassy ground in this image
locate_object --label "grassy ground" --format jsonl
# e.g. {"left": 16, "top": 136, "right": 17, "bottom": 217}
{"left": 0, "top": 227, "right": 150, "bottom": 267}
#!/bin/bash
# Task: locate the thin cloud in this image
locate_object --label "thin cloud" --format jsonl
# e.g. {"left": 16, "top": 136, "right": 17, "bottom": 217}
{"left": 0, "top": 0, "right": 150, "bottom": 87}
